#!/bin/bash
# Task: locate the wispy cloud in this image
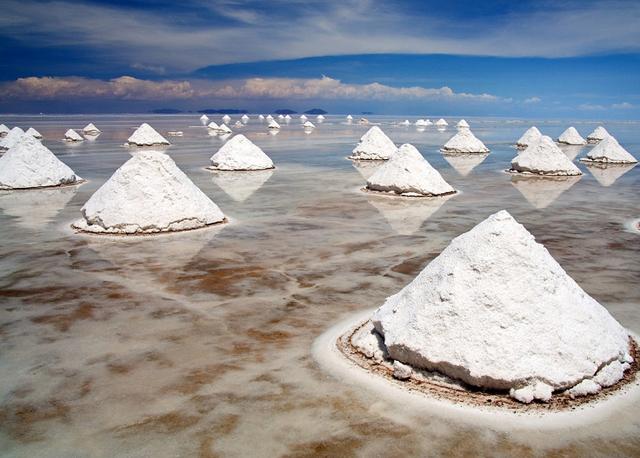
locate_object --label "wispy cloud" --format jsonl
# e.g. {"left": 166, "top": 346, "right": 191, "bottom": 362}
{"left": 612, "top": 102, "right": 634, "bottom": 109}
{"left": 524, "top": 96, "right": 541, "bottom": 104}
{"left": 580, "top": 101, "right": 635, "bottom": 110}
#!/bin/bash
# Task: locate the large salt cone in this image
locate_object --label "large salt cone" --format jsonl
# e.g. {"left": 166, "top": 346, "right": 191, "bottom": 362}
{"left": 510, "top": 136, "right": 582, "bottom": 176}
{"left": 587, "top": 126, "right": 610, "bottom": 144}
{"left": 581, "top": 135, "right": 637, "bottom": 164}
{"left": 441, "top": 129, "right": 490, "bottom": 154}
{"left": 349, "top": 126, "right": 397, "bottom": 161}
{"left": 0, "top": 135, "right": 82, "bottom": 189}
{"left": 366, "top": 144, "right": 455, "bottom": 197}
{"left": 557, "top": 127, "right": 586, "bottom": 145}
{"left": 73, "top": 150, "right": 225, "bottom": 234}
{"left": 371, "top": 210, "right": 632, "bottom": 402}
{"left": 515, "top": 126, "right": 542, "bottom": 149}
{"left": 208, "top": 134, "right": 274, "bottom": 171}
{"left": 127, "top": 123, "right": 170, "bottom": 146}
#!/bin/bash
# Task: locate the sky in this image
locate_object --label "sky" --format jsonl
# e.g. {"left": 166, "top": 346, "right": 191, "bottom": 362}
{"left": 1, "top": 0, "right": 639, "bottom": 117}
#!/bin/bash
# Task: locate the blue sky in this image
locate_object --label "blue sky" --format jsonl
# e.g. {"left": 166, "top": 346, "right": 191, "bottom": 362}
{"left": 1, "top": 0, "right": 639, "bottom": 116}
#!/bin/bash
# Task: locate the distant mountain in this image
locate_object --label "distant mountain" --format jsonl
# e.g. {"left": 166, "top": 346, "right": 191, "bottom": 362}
{"left": 304, "top": 108, "right": 327, "bottom": 115}
{"left": 152, "top": 108, "right": 183, "bottom": 114}
{"left": 362, "top": 111, "right": 374, "bottom": 115}
{"left": 274, "top": 109, "right": 297, "bottom": 114}
{"left": 198, "top": 108, "right": 248, "bottom": 114}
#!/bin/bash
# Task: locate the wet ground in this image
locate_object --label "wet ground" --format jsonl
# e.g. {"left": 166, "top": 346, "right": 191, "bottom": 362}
{"left": 0, "top": 115, "right": 639, "bottom": 457}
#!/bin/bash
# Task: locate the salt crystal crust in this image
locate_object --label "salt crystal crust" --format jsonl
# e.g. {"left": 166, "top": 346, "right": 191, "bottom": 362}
{"left": 208, "top": 134, "right": 274, "bottom": 171}
{"left": 441, "top": 129, "right": 490, "bottom": 154}
{"left": 516, "top": 126, "right": 542, "bottom": 148}
{"left": 83, "top": 123, "right": 101, "bottom": 134}
{"left": 268, "top": 120, "right": 280, "bottom": 129}
{"left": 64, "top": 129, "right": 84, "bottom": 142}
{"left": 349, "top": 126, "right": 397, "bottom": 161}
{"left": 581, "top": 135, "right": 637, "bottom": 164}
{"left": 370, "top": 210, "right": 631, "bottom": 402}
{"left": 73, "top": 151, "right": 225, "bottom": 234}
{"left": 26, "top": 127, "right": 43, "bottom": 139}
{"left": 0, "top": 135, "right": 82, "bottom": 189}
{"left": 557, "top": 127, "right": 586, "bottom": 145}
{"left": 587, "top": 126, "right": 610, "bottom": 144}
{"left": 0, "top": 127, "right": 26, "bottom": 150}
{"left": 366, "top": 143, "right": 455, "bottom": 197}
{"left": 510, "top": 136, "right": 582, "bottom": 176}
{"left": 0, "top": 124, "right": 10, "bottom": 137}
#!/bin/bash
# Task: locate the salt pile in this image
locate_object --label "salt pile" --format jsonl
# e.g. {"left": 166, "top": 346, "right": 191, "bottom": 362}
{"left": 303, "top": 121, "right": 315, "bottom": 129}
{"left": 268, "top": 119, "right": 280, "bottom": 130}
{"left": 441, "top": 129, "right": 490, "bottom": 154}
{"left": 442, "top": 153, "right": 488, "bottom": 176}
{"left": 435, "top": 118, "right": 448, "bottom": 127}
{"left": 456, "top": 119, "right": 469, "bottom": 129}
{"left": 222, "top": 114, "right": 231, "bottom": 124}
{"left": 284, "top": 114, "right": 292, "bottom": 122}
{"left": 83, "top": 123, "right": 101, "bottom": 134}
{"left": 584, "top": 163, "right": 636, "bottom": 187}
{"left": 317, "top": 115, "right": 325, "bottom": 122}
{"left": 511, "top": 175, "right": 581, "bottom": 209}
{"left": 266, "top": 115, "right": 274, "bottom": 121}
{"left": 300, "top": 115, "right": 308, "bottom": 122}
{"left": 516, "top": 126, "right": 542, "bottom": 149}
{"left": 241, "top": 114, "right": 249, "bottom": 123}
{"left": 234, "top": 121, "right": 243, "bottom": 128}
{"left": 581, "top": 135, "right": 637, "bottom": 164}
{"left": 424, "top": 119, "right": 433, "bottom": 126}
{"left": 258, "top": 114, "right": 265, "bottom": 121}
{"left": 278, "top": 114, "right": 285, "bottom": 120}
{"left": 557, "top": 127, "right": 586, "bottom": 145}
{"left": 127, "top": 123, "right": 170, "bottom": 146}
{"left": 0, "top": 127, "right": 26, "bottom": 151}
{"left": 207, "top": 121, "right": 220, "bottom": 130}
{"left": 365, "top": 144, "right": 455, "bottom": 197}
{"left": 217, "top": 123, "right": 232, "bottom": 135}
{"left": 399, "top": 120, "right": 411, "bottom": 126}
{"left": 73, "top": 150, "right": 225, "bottom": 234}
{"left": 208, "top": 134, "right": 274, "bottom": 171}
{"left": 349, "top": 126, "right": 397, "bottom": 161}
{"left": 346, "top": 115, "right": 353, "bottom": 121}
{"left": 200, "top": 114, "right": 209, "bottom": 124}
{"left": 0, "top": 124, "right": 9, "bottom": 137}
{"left": 26, "top": 127, "right": 43, "bottom": 139}
{"left": 587, "top": 126, "right": 610, "bottom": 144}
{"left": 510, "top": 136, "right": 581, "bottom": 176}
{"left": 64, "top": 129, "right": 84, "bottom": 142}
{"left": 415, "top": 119, "right": 429, "bottom": 127}
{"left": 0, "top": 135, "right": 82, "bottom": 189}
{"left": 356, "top": 210, "right": 633, "bottom": 403}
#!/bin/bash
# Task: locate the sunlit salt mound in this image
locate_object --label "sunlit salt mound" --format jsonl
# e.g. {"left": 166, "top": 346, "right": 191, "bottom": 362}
{"left": 222, "top": 114, "right": 231, "bottom": 124}
{"left": 300, "top": 115, "right": 308, "bottom": 122}
{"left": 415, "top": 119, "right": 429, "bottom": 127}
{"left": 370, "top": 210, "right": 633, "bottom": 403}
{"left": 234, "top": 121, "right": 243, "bottom": 128}
{"left": 278, "top": 114, "right": 284, "bottom": 120}
{"left": 581, "top": 135, "right": 637, "bottom": 164}
{"left": 0, "top": 124, "right": 10, "bottom": 137}
{"left": 399, "top": 120, "right": 411, "bottom": 126}
{"left": 441, "top": 128, "right": 490, "bottom": 154}
{"left": 349, "top": 126, "right": 397, "bottom": 161}
{"left": 456, "top": 119, "right": 469, "bottom": 129}
{"left": 64, "top": 129, "right": 84, "bottom": 142}
{"left": 0, "top": 127, "right": 25, "bottom": 150}
{"left": 586, "top": 126, "right": 610, "bottom": 144}
{"left": 510, "top": 136, "right": 582, "bottom": 176}
{"left": 515, "top": 126, "right": 542, "bottom": 149}
{"left": 284, "top": 114, "right": 292, "bottom": 122}
{"left": 258, "top": 114, "right": 265, "bottom": 121}
{"left": 557, "top": 127, "right": 586, "bottom": 145}
{"left": 268, "top": 119, "right": 281, "bottom": 130}
{"left": 208, "top": 134, "right": 274, "bottom": 171}
{"left": 346, "top": 114, "right": 353, "bottom": 121}
{"left": 217, "top": 123, "right": 232, "bottom": 134}
{"left": 317, "top": 115, "right": 325, "bottom": 121}
{"left": 265, "top": 114, "right": 274, "bottom": 121}
{"left": 0, "top": 135, "right": 82, "bottom": 190}
{"left": 303, "top": 121, "right": 315, "bottom": 129}
{"left": 83, "top": 123, "right": 101, "bottom": 134}
{"left": 127, "top": 123, "right": 170, "bottom": 146}
{"left": 366, "top": 144, "right": 455, "bottom": 197}
{"left": 207, "top": 121, "right": 220, "bottom": 131}
{"left": 435, "top": 118, "right": 448, "bottom": 127}
{"left": 26, "top": 127, "right": 43, "bottom": 139}
{"left": 241, "top": 114, "right": 249, "bottom": 123}
{"left": 200, "top": 114, "right": 209, "bottom": 124}
{"left": 73, "top": 151, "right": 225, "bottom": 234}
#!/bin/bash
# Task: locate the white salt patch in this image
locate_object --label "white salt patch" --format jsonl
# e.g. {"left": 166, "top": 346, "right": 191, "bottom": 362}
{"left": 167, "top": 131, "right": 183, "bottom": 137}
{"left": 268, "top": 119, "right": 280, "bottom": 130}
{"left": 593, "top": 361, "right": 630, "bottom": 388}
{"left": 222, "top": 115, "right": 231, "bottom": 124}
{"left": 509, "top": 381, "right": 553, "bottom": 404}
{"left": 26, "top": 127, "right": 42, "bottom": 139}
{"left": 436, "top": 118, "right": 448, "bottom": 127}
{"left": 349, "top": 126, "right": 397, "bottom": 161}
{"left": 83, "top": 123, "right": 101, "bottom": 134}
{"left": 352, "top": 321, "right": 388, "bottom": 360}
{"left": 456, "top": 119, "right": 470, "bottom": 129}
{"left": 371, "top": 210, "right": 631, "bottom": 401}
{"left": 581, "top": 135, "right": 637, "bottom": 164}
{"left": 0, "top": 135, "right": 82, "bottom": 189}
{"left": 127, "top": 123, "right": 170, "bottom": 146}
{"left": 64, "top": 129, "right": 84, "bottom": 142}
{"left": 366, "top": 143, "right": 455, "bottom": 197}
{"left": 393, "top": 361, "right": 413, "bottom": 380}
{"left": 73, "top": 150, "right": 225, "bottom": 234}
{"left": 584, "top": 163, "right": 636, "bottom": 187}
{"left": 0, "top": 127, "right": 25, "bottom": 150}
{"left": 516, "top": 126, "right": 542, "bottom": 149}
{"left": 557, "top": 127, "right": 586, "bottom": 145}
{"left": 587, "top": 126, "right": 610, "bottom": 144}
{"left": 567, "top": 379, "right": 601, "bottom": 398}
{"left": 208, "top": 134, "right": 274, "bottom": 171}
{"left": 415, "top": 119, "right": 429, "bottom": 127}
{"left": 346, "top": 115, "right": 353, "bottom": 121}
{"left": 510, "top": 136, "right": 582, "bottom": 176}
{"left": 399, "top": 120, "right": 411, "bottom": 126}
{"left": 441, "top": 129, "right": 490, "bottom": 154}
{"left": 0, "top": 124, "right": 10, "bottom": 137}
{"left": 303, "top": 121, "right": 315, "bottom": 129}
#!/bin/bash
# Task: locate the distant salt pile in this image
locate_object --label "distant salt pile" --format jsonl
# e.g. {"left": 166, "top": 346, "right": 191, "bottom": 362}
{"left": 64, "top": 129, "right": 84, "bottom": 142}
{"left": 258, "top": 114, "right": 265, "bottom": 121}
{"left": 208, "top": 134, "right": 274, "bottom": 171}
{"left": 587, "top": 126, "right": 610, "bottom": 144}
{"left": 424, "top": 119, "right": 433, "bottom": 126}
{"left": 415, "top": 119, "right": 429, "bottom": 127}
{"left": 217, "top": 123, "right": 233, "bottom": 134}
{"left": 435, "top": 118, "right": 448, "bottom": 127}
{"left": 557, "top": 127, "right": 586, "bottom": 145}
{"left": 268, "top": 119, "right": 281, "bottom": 130}
{"left": 266, "top": 115, "right": 274, "bottom": 121}
{"left": 346, "top": 115, "right": 353, "bottom": 122}
{"left": 399, "top": 120, "right": 411, "bottom": 126}
{"left": 441, "top": 128, "right": 490, "bottom": 154}
{"left": 127, "top": 123, "right": 170, "bottom": 146}
{"left": 0, "top": 135, "right": 82, "bottom": 190}
{"left": 510, "top": 136, "right": 581, "bottom": 176}
{"left": 516, "top": 126, "right": 542, "bottom": 149}
{"left": 26, "top": 127, "right": 43, "bottom": 139}
{"left": 300, "top": 115, "right": 308, "bottom": 122}
{"left": 365, "top": 144, "right": 455, "bottom": 197}
{"left": 278, "top": 114, "right": 285, "bottom": 120}
{"left": 284, "top": 114, "right": 292, "bottom": 122}
{"left": 354, "top": 210, "right": 633, "bottom": 403}
{"left": 317, "top": 115, "right": 325, "bottom": 122}
{"left": 0, "top": 124, "right": 9, "bottom": 137}
{"left": 207, "top": 121, "right": 220, "bottom": 131}
{"left": 349, "top": 126, "right": 397, "bottom": 161}
{"left": 200, "top": 114, "right": 209, "bottom": 124}
{"left": 303, "top": 121, "right": 315, "bottom": 129}
{"left": 234, "top": 121, "right": 243, "bottom": 128}
{"left": 241, "top": 114, "right": 249, "bottom": 123}
{"left": 83, "top": 123, "right": 101, "bottom": 134}
{"left": 456, "top": 119, "right": 469, "bottom": 129}
{"left": 580, "top": 135, "right": 637, "bottom": 164}
{"left": 73, "top": 150, "right": 225, "bottom": 234}
{"left": 0, "top": 127, "right": 26, "bottom": 151}
{"left": 222, "top": 114, "right": 231, "bottom": 124}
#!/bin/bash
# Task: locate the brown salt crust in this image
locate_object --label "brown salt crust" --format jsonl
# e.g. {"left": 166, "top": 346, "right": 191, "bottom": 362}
{"left": 361, "top": 187, "right": 458, "bottom": 198}
{"left": 579, "top": 158, "right": 638, "bottom": 164}
{"left": 204, "top": 166, "right": 276, "bottom": 172}
{"left": 0, "top": 179, "right": 87, "bottom": 191}
{"left": 338, "top": 319, "right": 640, "bottom": 412}
{"left": 505, "top": 169, "right": 582, "bottom": 177}
{"left": 70, "top": 217, "right": 228, "bottom": 237}
{"left": 346, "top": 157, "right": 389, "bottom": 162}
{"left": 440, "top": 149, "right": 491, "bottom": 154}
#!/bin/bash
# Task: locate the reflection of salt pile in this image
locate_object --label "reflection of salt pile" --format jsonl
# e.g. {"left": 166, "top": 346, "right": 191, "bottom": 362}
{"left": 127, "top": 123, "right": 170, "bottom": 146}
{"left": 356, "top": 210, "right": 632, "bottom": 403}
{"left": 73, "top": 151, "right": 225, "bottom": 234}
{"left": 581, "top": 135, "right": 637, "bottom": 164}
{"left": 0, "top": 135, "right": 83, "bottom": 189}
{"left": 511, "top": 175, "right": 581, "bottom": 209}
{"left": 83, "top": 123, "right": 101, "bottom": 134}
{"left": 456, "top": 119, "right": 469, "bottom": 129}
{"left": 349, "top": 126, "right": 397, "bottom": 160}
{"left": 559, "top": 145, "right": 584, "bottom": 160}
{"left": 222, "top": 114, "right": 231, "bottom": 124}
{"left": 0, "top": 127, "right": 25, "bottom": 150}
{"left": 200, "top": 114, "right": 209, "bottom": 124}
{"left": 441, "top": 128, "right": 490, "bottom": 154}
{"left": 510, "top": 136, "right": 582, "bottom": 176}
{"left": 268, "top": 119, "right": 280, "bottom": 130}
{"left": 351, "top": 160, "right": 382, "bottom": 180}
{"left": 366, "top": 144, "right": 455, "bottom": 197}
{"left": 366, "top": 193, "right": 452, "bottom": 235}
{"left": 442, "top": 153, "right": 488, "bottom": 176}
{"left": 64, "top": 129, "right": 84, "bottom": 142}
{"left": 26, "top": 127, "right": 43, "bottom": 139}
{"left": 208, "top": 134, "right": 274, "bottom": 171}
{"left": 435, "top": 118, "right": 448, "bottom": 127}
{"left": 0, "top": 124, "right": 10, "bottom": 137}
{"left": 584, "top": 163, "right": 636, "bottom": 187}
{"left": 587, "top": 126, "right": 609, "bottom": 144}
{"left": 211, "top": 169, "right": 273, "bottom": 202}
{"left": 0, "top": 186, "right": 77, "bottom": 230}
{"left": 515, "top": 126, "right": 542, "bottom": 149}
{"left": 557, "top": 127, "right": 586, "bottom": 145}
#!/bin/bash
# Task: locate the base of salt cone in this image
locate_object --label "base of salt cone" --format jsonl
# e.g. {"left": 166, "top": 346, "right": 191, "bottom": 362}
{"left": 579, "top": 158, "right": 638, "bottom": 165}
{"left": 205, "top": 165, "right": 275, "bottom": 172}
{"left": 347, "top": 156, "right": 390, "bottom": 161}
{"left": 71, "top": 217, "right": 228, "bottom": 237}
{"left": 506, "top": 169, "right": 583, "bottom": 177}
{"left": 362, "top": 186, "right": 458, "bottom": 198}
{"left": 440, "top": 148, "right": 490, "bottom": 155}
{"left": 0, "top": 178, "right": 86, "bottom": 191}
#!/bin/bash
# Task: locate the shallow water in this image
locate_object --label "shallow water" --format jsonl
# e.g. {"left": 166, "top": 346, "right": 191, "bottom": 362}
{"left": 0, "top": 115, "right": 639, "bottom": 457}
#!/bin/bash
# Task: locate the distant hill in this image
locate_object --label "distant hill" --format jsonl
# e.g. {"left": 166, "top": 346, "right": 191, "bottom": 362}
{"left": 274, "top": 109, "right": 297, "bottom": 114}
{"left": 304, "top": 108, "right": 327, "bottom": 115}
{"left": 361, "top": 111, "right": 374, "bottom": 115}
{"left": 152, "top": 108, "right": 184, "bottom": 114}
{"left": 198, "top": 108, "right": 248, "bottom": 114}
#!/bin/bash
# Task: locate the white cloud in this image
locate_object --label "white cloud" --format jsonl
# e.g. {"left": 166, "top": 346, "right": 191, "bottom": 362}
{"left": 578, "top": 103, "right": 606, "bottom": 110}
{"left": 612, "top": 102, "right": 634, "bottom": 109}
{"left": 524, "top": 97, "right": 541, "bottom": 104}
{"left": 579, "top": 101, "right": 636, "bottom": 110}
